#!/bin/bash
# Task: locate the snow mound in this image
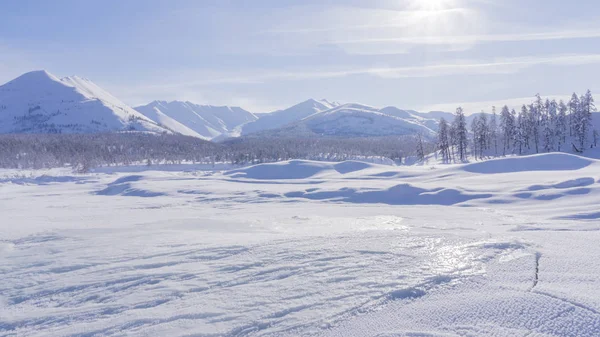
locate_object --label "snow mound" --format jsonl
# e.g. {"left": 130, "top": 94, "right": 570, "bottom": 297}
{"left": 225, "top": 160, "right": 378, "bottom": 180}
{"left": 95, "top": 175, "right": 165, "bottom": 197}
{"left": 333, "top": 161, "right": 374, "bottom": 174}
{"left": 462, "top": 153, "right": 595, "bottom": 174}
{"left": 225, "top": 160, "right": 334, "bottom": 180}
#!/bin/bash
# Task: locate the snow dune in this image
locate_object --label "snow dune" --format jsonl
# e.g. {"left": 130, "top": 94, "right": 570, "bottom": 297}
{"left": 95, "top": 175, "right": 166, "bottom": 197}
{"left": 225, "top": 160, "right": 378, "bottom": 180}
{"left": 461, "top": 153, "right": 594, "bottom": 174}
{"left": 284, "top": 184, "right": 492, "bottom": 206}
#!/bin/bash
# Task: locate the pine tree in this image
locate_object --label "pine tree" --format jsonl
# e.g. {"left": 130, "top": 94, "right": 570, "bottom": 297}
{"left": 438, "top": 117, "right": 451, "bottom": 163}
{"left": 471, "top": 113, "right": 489, "bottom": 159}
{"left": 530, "top": 94, "right": 544, "bottom": 153}
{"left": 515, "top": 107, "right": 528, "bottom": 155}
{"left": 540, "top": 99, "right": 557, "bottom": 152}
{"left": 452, "top": 107, "right": 468, "bottom": 161}
{"left": 542, "top": 113, "right": 553, "bottom": 152}
{"left": 435, "top": 91, "right": 596, "bottom": 157}
{"left": 556, "top": 100, "right": 568, "bottom": 151}
{"left": 416, "top": 133, "right": 425, "bottom": 163}
{"left": 499, "top": 105, "right": 514, "bottom": 155}
{"left": 568, "top": 93, "right": 580, "bottom": 137}
{"left": 578, "top": 90, "right": 595, "bottom": 149}
{"left": 470, "top": 117, "right": 479, "bottom": 159}
{"left": 522, "top": 105, "right": 532, "bottom": 151}
{"left": 490, "top": 106, "right": 499, "bottom": 156}
{"left": 479, "top": 113, "right": 489, "bottom": 155}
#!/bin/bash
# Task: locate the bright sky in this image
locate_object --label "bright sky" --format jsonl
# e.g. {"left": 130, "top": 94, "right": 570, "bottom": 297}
{"left": 2, "top": 0, "right": 600, "bottom": 113}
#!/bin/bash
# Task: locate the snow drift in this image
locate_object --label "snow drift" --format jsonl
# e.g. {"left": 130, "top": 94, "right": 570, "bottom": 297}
{"left": 225, "top": 160, "right": 379, "bottom": 180}
{"left": 462, "top": 153, "right": 595, "bottom": 174}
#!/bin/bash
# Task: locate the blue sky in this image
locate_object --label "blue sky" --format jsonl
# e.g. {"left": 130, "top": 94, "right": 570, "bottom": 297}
{"left": 2, "top": 0, "right": 600, "bottom": 113}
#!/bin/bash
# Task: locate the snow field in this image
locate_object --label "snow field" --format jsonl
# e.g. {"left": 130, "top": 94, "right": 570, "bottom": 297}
{"left": 1, "top": 153, "right": 600, "bottom": 336}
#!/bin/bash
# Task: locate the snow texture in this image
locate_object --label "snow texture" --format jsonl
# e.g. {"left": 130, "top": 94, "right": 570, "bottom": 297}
{"left": 2, "top": 153, "right": 600, "bottom": 336}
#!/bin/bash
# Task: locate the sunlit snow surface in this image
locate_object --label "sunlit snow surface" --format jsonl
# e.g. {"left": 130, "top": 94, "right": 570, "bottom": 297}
{"left": 2, "top": 154, "right": 600, "bottom": 336}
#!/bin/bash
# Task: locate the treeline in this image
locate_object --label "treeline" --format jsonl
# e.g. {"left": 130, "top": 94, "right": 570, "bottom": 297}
{"left": 0, "top": 133, "right": 432, "bottom": 171}
{"left": 0, "top": 133, "right": 221, "bottom": 171}
{"left": 437, "top": 91, "right": 597, "bottom": 162}
{"left": 222, "top": 136, "right": 434, "bottom": 164}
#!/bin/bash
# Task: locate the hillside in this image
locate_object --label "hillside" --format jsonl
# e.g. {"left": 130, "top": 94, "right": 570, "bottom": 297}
{"left": 240, "top": 99, "right": 335, "bottom": 136}
{"left": 0, "top": 70, "right": 170, "bottom": 134}
{"left": 304, "top": 103, "right": 437, "bottom": 137}
{"left": 244, "top": 103, "right": 437, "bottom": 138}
{"left": 135, "top": 101, "right": 257, "bottom": 140}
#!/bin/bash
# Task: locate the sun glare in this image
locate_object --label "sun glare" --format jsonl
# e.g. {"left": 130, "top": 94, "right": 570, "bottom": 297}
{"left": 410, "top": 0, "right": 458, "bottom": 12}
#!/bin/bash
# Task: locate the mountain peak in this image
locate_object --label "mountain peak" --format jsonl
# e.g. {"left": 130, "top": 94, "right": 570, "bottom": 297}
{"left": 3, "top": 70, "right": 61, "bottom": 87}
{"left": 0, "top": 70, "right": 169, "bottom": 135}
{"left": 23, "top": 69, "right": 57, "bottom": 78}
{"left": 318, "top": 99, "right": 341, "bottom": 108}
{"left": 297, "top": 98, "right": 333, "bottom": 109}
{"left": 135, "top": 100, "right": 257, "bottom": 140}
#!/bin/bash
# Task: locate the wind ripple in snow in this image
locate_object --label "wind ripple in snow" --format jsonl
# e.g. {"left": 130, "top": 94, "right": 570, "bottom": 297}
{"left": 0, "top": 230, "right": 523, "bottom": 337}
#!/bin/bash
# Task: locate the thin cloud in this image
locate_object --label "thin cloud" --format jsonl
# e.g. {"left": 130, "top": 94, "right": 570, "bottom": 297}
{"left": 262, "top": 8, "right": 470, "bottom": 34}
{"left": 331, "top": 29, "right": 600, "bottom": 46}
{"left": 137, "top": 54, "right": 600, "bottom": 86}
{"left": 422, "top": 95, "right": 574, "bottom": 115}
{"left": 111, "top": 53, "right": 600, "bottom": 107}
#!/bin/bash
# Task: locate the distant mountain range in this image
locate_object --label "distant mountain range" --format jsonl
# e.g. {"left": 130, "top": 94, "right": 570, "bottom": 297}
{"left": 240, "top": 102, "right": 439, "bottom": 139}
{"left": 0, "top": 70, "right": 488, "bottom": 141}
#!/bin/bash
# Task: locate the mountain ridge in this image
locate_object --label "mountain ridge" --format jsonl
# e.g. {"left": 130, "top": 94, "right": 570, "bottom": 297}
{"left": 239, "top": 102, "right": 438, "bottom": 139}
{"left": 135, "top": 100, "right": 257, "bottom": 140}
{"left": 0, "top": 70, "right": 487, "bottom": 141}
{"left": 0, "top": 70, "right": 171, "bottom": 135}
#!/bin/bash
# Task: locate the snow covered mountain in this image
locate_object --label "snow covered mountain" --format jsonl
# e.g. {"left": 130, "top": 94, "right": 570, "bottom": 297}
{"left": 242, "top": 102, "right": 438, "bottom": 138}
{"left": 303, "top": 103, "right": 437, "bottom": 137}
{"left": 240, "top": 99, "right": 337, "bottom": 136}
{"left": 0, "top": 70, "right": 170, "bottom": 134}
{"left": 135, "top": 101, "right": 257, "bottom": 140}
{"left": 0, "top": 70, "right": 455, "bottom": 140}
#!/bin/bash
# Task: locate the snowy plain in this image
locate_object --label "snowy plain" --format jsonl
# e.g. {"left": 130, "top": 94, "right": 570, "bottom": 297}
{"left": 1, "top": 154, "right": 600, "bottom": 336}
